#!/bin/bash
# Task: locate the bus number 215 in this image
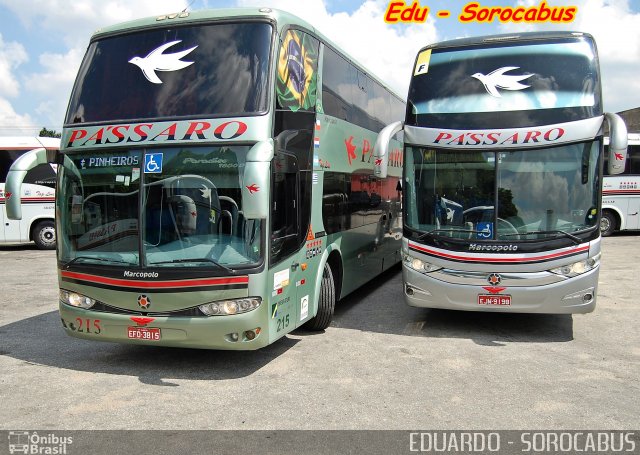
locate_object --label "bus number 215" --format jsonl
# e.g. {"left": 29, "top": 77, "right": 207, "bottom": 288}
{"left": 74, "top": 318, "right": 102, "bottom": 334}
{"left": 276, "top": 314, "right": 290, "bottom": 332}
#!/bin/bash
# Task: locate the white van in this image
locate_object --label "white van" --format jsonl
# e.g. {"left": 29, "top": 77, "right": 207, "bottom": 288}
{"left": 0, "top": 136, "right": 59, "bottom": 249}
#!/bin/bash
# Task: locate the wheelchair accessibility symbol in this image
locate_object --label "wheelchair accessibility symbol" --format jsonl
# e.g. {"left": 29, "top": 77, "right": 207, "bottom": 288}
{"left": 144, "top": 153, "right": 163, "bottom": 173}
{"left": 476, "top": 222, "right": 493, "bottom": 239}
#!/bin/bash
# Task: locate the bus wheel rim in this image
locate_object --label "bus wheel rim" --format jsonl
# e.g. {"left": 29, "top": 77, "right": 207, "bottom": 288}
{"left": 39, "top": 226, "right": 56, "bottom": 245}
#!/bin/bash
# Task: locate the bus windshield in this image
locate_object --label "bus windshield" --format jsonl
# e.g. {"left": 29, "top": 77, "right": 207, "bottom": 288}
{"left": 66, "top": 21, "right": 272, "bottom": 124}
{"left": 407, "top": 37, "right": 600, "bottom": 129}
{"left": 405, "top": 140, "right": 601, "bottom": 240}
{"left": 58, "top": 146, "right": 262, "bottom": 268}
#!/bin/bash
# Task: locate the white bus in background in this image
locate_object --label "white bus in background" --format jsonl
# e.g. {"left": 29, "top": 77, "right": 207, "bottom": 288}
{"left": 0, "top": 137, "right": 59, "bottom": 249}
{"left": 601, "top": 134, "right": 640, "bottom": 236}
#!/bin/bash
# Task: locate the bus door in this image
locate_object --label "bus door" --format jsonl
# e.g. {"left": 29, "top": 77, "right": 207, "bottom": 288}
{"left": 268, "top": 28, "right": 319, "bottom": 336}
{"left": 0, "top": 151, "right": 24, "bottom": 242}
{"left": 269, "top": 151, "right": 308, "bottom": 338}
{"left": 626, "top": 146, "right": 640, "bottom": 229}
{"left": 0, "top": 187, "right": 5, "bottom": 242}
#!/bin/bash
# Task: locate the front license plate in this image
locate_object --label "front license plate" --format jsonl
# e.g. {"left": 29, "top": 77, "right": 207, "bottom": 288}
{"left": 127, "top": 327, "right": 161, "bottom": 341}
{"left": 478, "top": 295, "right": 512, "bottom": 306}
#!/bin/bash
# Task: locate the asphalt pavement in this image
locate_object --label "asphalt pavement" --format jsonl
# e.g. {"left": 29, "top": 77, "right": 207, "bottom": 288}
{"left": 0, "top": 235, "right": 638, "bottom": 432}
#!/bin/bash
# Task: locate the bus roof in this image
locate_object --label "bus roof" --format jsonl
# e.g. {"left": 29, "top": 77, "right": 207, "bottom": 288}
{"left": 0, "top": 136, "right": 60, "bottom": 150}
{"left": 91, "top": 8, "right": 404, "bottom": 102}
{"left": 89, "top": 7, "right": 403, "bottom": 101}
{"left": 420, "top": 31, "right": 594, "bottom": 52}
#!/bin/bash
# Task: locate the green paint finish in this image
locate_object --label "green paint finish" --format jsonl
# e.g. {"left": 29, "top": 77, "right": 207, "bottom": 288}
{"left": 38, "top": 8, "right": 405, "bottom": 350}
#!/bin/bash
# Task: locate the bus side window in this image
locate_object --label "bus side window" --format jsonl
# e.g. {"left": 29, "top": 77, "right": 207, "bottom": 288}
{"left": 24, "top": 164, "right": 57, "bottom": 188}
{"left": 271, "top": 153, "right": 299, "bottom": 264}
{"left": 0, "top": 150, "right": 25, "bottom": 183}
{"left": 629, "top": 145, "right": 640, "bottom": 174}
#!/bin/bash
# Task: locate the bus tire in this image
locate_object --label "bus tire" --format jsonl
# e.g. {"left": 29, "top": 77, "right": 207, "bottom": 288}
{"left": 305, "top": 263, "right": 335, "bottom": 331}
{"left": 33, "top": 220, "right": 56, "bottom": 250}
{"left": 600, "top": 211, "right": 617, "bottom": 237}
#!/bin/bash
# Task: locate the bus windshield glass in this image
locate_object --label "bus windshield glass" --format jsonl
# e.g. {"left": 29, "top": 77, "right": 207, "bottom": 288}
{"left": 407, "top": 37, "right": 600, "bottom": 129}
{"left": 405, "top": 140, "right": 601, "bottom": 240}
{"left": 66, "top": 21, "right": 272, "bottom": 124}
{"left": 57, "top": 146, "right": 262, "bottom": 268}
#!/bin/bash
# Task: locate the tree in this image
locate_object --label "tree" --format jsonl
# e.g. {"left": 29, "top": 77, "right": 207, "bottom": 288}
{"left": 39, "top": 127, "right": 61, "bottom": 138}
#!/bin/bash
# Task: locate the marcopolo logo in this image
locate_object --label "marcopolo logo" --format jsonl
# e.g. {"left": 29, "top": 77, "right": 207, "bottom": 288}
{"left": 124, "top": 271, "right": 159, "bottom": 279}
{"left": 8, "top": 431, "right": 73, "bottom": 455}
{"left": 469, "top": 243, "right": 518, "bottom": 252}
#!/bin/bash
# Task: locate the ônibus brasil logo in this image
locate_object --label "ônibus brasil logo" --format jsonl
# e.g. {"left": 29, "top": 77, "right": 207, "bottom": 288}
{"left": 8, "top": 431, "right": 73, "bottom": 454}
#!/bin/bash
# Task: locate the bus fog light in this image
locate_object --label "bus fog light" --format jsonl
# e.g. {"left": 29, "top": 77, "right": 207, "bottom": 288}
{"left": 199, "top": 297, "right": 262, "bottom": 316}
{"left": 562, "top": 287, "right": 595, "bottom": 301}
{"left": 405, "top": 284, "right": 432, "bottom": 297}
{"left": 60, "top": 289, "right": 96, "bottom": 309}
{"left": 244, "top": 330, "right": 257, "bottom": 340}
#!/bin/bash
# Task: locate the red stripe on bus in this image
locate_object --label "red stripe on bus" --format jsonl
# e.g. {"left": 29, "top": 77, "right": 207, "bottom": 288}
{"left": 603, "top": 190, "right": 640, "bottom": 195}
{"left": 0, "top": 198, "right": 55, "bottom": 203}
{"left": 408, "top": 242, "right": 590, "bottom": 263}
{"left": 60, "top": 271, "right": 249, "bottom": 289}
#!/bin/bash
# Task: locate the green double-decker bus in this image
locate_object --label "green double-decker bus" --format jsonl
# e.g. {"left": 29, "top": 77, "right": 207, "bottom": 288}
{"left": 5, "top": 8, "right": 404, "bottom": 349}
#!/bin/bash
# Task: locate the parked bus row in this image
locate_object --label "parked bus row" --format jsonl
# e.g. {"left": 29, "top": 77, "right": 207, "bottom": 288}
{"left": 4, "top": 9, "right": 630, "bottom": 350}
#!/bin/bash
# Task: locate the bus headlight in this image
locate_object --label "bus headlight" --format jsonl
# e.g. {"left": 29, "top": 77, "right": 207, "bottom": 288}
{"left": 403, "top": 253, "right": 442, "bottom": 273}
{"left": 199, "top": 297, "right": 262, "bottom": 316}
{"left": 60, "top": 289, "right": 96, "bottom": 309}
{"left": 550, "top": 253, "right": 600, "bottom": 278}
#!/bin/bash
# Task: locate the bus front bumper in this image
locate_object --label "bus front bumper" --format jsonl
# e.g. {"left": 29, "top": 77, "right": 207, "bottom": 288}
{"left": 59, "top": 302, "right": 271, "bottom": 350}
{"left": 402, "top": 265, "right": 598, "bottom": 314}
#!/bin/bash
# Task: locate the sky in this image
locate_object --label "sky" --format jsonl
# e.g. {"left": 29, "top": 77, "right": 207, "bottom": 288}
{"left": 0, "top": 0, "right": 638, "bottom": 135}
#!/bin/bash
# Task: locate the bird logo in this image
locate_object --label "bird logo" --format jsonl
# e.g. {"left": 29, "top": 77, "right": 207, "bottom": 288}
{"left": 128, "top": 40, "right": 198, "bottom": 84}
{"left": 471, "top": 67, "right": 533, "bottom": 98}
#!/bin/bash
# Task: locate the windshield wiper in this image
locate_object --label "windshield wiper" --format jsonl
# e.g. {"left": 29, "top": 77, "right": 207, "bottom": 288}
{"left": 150, "top": 257, "right": 235, "bottom": 273}
{"left": 502, "top": 230, "right": 581, "bottom": 245}
{"left": 65, "top": 256, "right": 131, "bottom": 266}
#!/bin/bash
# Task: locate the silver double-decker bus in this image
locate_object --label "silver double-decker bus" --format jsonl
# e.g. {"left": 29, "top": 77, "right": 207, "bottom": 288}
{"left": 375, "top": 32, "right": 627, "bottom": 313}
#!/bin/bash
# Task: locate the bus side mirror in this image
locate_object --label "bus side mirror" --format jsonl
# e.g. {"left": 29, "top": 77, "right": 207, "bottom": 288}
{"left": 374, "top": 121, "right": 403, "bottom": 179}
{"left": 605, "top": 112, "right": 628, "bottom": 175}
{"left": 5, "top": 147, "right": 55, "bottom": 220}
{"left": 242, "top": 139, "right": 274, "bottom": 220}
